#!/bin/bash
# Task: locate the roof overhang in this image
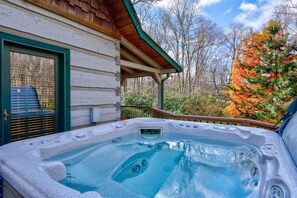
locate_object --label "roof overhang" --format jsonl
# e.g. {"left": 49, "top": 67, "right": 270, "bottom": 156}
{"left": 106, "top": 0, "right": 183, "bottom": 81}
{"left": 24, "top": 0, "right": 183, "bottom": 81}
{"left": 121, "top": 0, "right": 182, "bottom": 73}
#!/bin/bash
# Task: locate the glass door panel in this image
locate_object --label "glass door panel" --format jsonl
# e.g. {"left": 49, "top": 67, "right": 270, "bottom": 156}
{"left": 10, "top": 51, "right": 56, "bottom": 141}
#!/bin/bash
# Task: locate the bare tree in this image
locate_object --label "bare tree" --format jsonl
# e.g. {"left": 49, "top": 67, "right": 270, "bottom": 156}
{"left": 158, "top": 0, "right": 230, "bottom": 95}
{"left": 223, "top": 23, "right": 248, "bottom": 81}
{"left": 131, "top": 0, "right": 161, "bottom": 5}
{"left": 125, "top": 0, "right": 231, "bottom": 97}
{"left": 158, "top": 0, "right": 202, "bottom": 94}
{"left": 274, "top": 0, "right": 297, "bottom": 36}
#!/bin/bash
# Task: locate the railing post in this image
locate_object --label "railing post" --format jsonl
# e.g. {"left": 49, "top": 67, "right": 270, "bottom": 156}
{"left": 151, "top": 108, "right": 155, "bottom": 118}
{"left": 151, "top": 107, "right": 158, "bottom": 118}
{"left": 241, "top": 119, "right": 251, "bottom": 127}
{"left": 245, "top": 120, "right": 251, "bottom": 127}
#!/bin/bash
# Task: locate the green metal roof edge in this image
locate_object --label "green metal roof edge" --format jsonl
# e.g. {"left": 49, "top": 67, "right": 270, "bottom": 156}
{"left": 122, "top": 0, "right": 183, "bottom": 73}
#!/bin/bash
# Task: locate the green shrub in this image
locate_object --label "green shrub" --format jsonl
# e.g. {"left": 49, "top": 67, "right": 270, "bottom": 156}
{"left": 122, "top": 92, "right": 157, "bottom": 106}
{"left": 181, "top": 93, "right": 227, "bottom": 116}
{"left": 121, "top": 92, "right": 227, "bottom": 117}
{"left": 164, "top": 94, "right": 187, "bottom": 114}
{"left": 121, "top": 108, "right": 149, "bottom": 118}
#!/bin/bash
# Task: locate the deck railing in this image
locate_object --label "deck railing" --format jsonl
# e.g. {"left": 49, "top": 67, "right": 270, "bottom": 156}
{"left": 121, "top": 106, "right": 152, "bottom": 119}
{"left": 121, "top": 105, "right": 277, "bottom": 130}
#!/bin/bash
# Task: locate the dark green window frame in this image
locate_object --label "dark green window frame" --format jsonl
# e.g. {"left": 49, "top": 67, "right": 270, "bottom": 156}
{"left": 0, "top": 32, "right": 70, "bottom": 145}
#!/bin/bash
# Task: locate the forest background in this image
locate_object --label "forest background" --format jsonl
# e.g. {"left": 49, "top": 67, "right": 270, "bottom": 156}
{"left": 122, "top": 0, "right": 297, "bottom": 123}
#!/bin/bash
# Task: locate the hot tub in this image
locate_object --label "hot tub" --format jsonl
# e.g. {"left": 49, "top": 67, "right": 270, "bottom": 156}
{"left": 0, "top": 118, "right": 297, "bottom": 198}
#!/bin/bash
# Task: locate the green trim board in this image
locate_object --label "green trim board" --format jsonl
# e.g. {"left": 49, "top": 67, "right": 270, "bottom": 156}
{"left": 0, "top": 38, "right": 2, "bottom": 145}
{"left": 122, "top": 0, "right": 183, "bottom": 73}
{"left": 161, "top": 74, "right": 171, "bottom": 110}
{"left": 1, "top": 39, "right": 10, "bottom": 145}
{"left": 0, "top": 32, "right": 70, "bottom": 145}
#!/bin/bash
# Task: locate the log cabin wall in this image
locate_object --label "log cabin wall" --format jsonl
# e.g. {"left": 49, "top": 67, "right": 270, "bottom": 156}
{"left": 0, "top": 0, "right": 121, "bottom": 129}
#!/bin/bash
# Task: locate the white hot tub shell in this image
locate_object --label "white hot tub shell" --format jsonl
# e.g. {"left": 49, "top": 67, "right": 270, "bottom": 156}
{"left": 0, "top": 117, "right": 297, "bottom": 198}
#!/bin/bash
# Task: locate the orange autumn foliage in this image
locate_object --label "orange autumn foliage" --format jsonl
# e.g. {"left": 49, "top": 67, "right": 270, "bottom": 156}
{"left": 224, "top": 20, "right": 297, "bottom": 122}
{"left": 224, "top": 31, "right": 269, "bottom": 119}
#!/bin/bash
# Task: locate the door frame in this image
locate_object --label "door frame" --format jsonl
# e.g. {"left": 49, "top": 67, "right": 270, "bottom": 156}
{"left": 0, "top": 32, "right": 70, "bottom": 145}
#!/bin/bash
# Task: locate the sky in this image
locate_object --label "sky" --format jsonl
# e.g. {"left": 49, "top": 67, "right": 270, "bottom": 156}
{"left": 156, "top": 0, "right": 294, "bottom": 30}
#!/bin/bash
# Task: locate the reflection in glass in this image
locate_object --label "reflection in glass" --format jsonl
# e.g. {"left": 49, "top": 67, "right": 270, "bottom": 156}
{"left": 10, "top": 52, "right": 56, "bottom": 141}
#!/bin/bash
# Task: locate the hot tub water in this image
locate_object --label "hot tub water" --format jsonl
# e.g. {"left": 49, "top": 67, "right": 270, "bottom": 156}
{"left": 47, "top": 133, "right": 260, "bottom": 198}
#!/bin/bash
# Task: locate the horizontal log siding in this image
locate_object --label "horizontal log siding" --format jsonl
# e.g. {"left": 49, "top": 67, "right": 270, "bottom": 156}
{"left": 71, "top": 107, "right": 118, "bottom": 128}
{"left": 0, "top": 0, "right": 121, "bottom": 128}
